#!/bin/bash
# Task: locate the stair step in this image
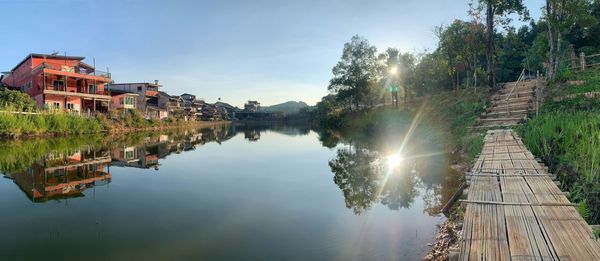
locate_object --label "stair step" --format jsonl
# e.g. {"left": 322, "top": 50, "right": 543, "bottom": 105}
{"left": 499, "top": 85, "right": 535, "bottom": 94}
{"left": 473, "top": 122, "right": 521, "bottom": 129}
{"left": 490, "top": 101, "right": 531, "bottom": 106}
{"left": 486, "top": 103, "right": 530, "bottom": 112}
{"left": 479, "top": 117, "right": 524, "bottom": 122}
{"left": 495, "top": 91, "right": 535, "bottom": 99}
{"left": 492, "top": 96, "right": 532, "bottom": 104}
{"left": 485, "top": 109, "right": 529, "bottom": 116}
{"left": 483, "top": 114, "right": 527, "bottom": 120}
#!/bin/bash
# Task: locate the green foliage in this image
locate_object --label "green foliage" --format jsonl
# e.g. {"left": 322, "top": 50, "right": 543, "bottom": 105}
{"left": 0, "top": 111, "right": 103, "bottom": 137}
{"left": 329, "top": 35, "right": 382, "bottom": 109}
{"left": 577, "top": 201, "right": 590, "bottom": 221}
{"left": 520, "top": 68, "right": 600, "bottom": 223}
{"left": 0, "top": 88, "right": 37, "bottom": 112}
{"left": 552, "top": 68, "right": 600, "bottom": 96}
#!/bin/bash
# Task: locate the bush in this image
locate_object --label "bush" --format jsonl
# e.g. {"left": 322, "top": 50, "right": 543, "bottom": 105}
{"left": 0, "top": 88, "right": 37, "bottom": 112}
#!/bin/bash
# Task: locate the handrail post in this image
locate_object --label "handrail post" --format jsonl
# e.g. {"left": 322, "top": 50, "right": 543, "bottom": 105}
{"left": 581, "top": 52, "right": 586, "bottom": 71}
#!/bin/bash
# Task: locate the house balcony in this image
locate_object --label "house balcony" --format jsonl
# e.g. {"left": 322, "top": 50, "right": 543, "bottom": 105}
{"left": 43, "top": 89, "right": 112, "bottom": 101}
{"left": 33, "top": 62, "right": 111, "bottom": 82}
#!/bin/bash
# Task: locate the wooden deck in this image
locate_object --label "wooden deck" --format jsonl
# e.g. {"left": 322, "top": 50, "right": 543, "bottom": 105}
{"left": 459, "top": 129, "right": 600, "bottom": 260}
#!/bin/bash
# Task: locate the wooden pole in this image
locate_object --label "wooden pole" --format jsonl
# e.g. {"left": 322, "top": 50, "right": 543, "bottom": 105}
{"left": 570, "top": 44, "right": 577, "bottom": 69}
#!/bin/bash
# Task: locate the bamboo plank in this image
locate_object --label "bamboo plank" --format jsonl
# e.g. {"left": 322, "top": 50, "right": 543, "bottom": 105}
{"left": 459, "top": 129, "right": 600, "bottom": 260}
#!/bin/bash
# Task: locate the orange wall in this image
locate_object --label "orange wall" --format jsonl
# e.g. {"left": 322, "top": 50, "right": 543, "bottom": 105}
{"left": 31, "top": 57, "right": 80, "bottom": 69}
{"left": 2, "top": 58, "right": 32, "bottom": 89}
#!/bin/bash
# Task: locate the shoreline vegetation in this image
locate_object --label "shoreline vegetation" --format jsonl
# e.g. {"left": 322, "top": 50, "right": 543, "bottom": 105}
{"left": 520, "top": 67, "right": 600, "bottom": 225}
{"left": 0, "top": 88, "right": 229, "bottom": 138}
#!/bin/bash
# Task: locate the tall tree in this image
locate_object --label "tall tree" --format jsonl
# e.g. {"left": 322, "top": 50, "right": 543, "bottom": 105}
{"left": 329, "top": 35, "right": 381, "bottom": 110}
{"left": 479, "top": 0, "right": 528, "bottom": 88}
{"left": 545, "top": 0, "right": 595, "bottom": 79}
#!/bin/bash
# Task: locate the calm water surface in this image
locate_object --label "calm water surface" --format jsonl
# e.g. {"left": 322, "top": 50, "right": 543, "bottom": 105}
{"left": 0, "top": 123, "right": 460, "bottom": 260}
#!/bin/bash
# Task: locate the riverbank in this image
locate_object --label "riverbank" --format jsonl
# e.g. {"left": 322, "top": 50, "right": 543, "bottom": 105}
{"left": 425, "top": 69, "right": 600, "bottom": 260}
{"left": 520, "top": 68, "right": 600, "bottom": 225}
{"left": 0, "top": 110, "right": 229, "bottom": 139}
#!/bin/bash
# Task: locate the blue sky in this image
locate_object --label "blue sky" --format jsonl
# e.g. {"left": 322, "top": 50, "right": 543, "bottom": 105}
{"left": 0, "top": 0, "right": 543, "bottom": 107}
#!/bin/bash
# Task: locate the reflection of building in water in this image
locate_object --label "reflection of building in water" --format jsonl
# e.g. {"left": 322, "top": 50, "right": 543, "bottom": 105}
{"left": 244, "top": 129, "right": 261, "bottom": 141}
{"left": 4, "top": 147, "right": 111, "bottom": 202}
{"left": 112, "top": 145, "right": 160, "bottom": 170}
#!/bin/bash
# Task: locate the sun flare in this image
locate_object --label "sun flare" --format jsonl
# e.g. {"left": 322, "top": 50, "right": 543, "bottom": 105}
{"left": 387, "top": 153, "right": 404, "bottom": 169}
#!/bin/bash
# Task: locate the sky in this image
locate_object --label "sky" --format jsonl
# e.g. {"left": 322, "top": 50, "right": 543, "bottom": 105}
{"left": 0, "top": 0, "right": 543, "bottom": 107}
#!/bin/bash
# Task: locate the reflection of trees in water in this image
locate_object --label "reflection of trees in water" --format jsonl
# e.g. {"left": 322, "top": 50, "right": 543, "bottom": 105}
{"left": 328, "top": 144, "right": 422, "bottom": 214}
{"left": 329, "top": 146, "right": 381, "bottom": 214}
{"left": 231, "top": 123, "right": 311, "bottom": 141}
{"left": 328, "top": 141, "right": 456, "bottom": 216}
{"left": 379, "top": 171, "right": 418, "bottom": 210}
{"left": 317, "top": 129, "right": 340, "bottom": 149}
{"left": 421, "top": 168, "right": 463, "bottom": 216}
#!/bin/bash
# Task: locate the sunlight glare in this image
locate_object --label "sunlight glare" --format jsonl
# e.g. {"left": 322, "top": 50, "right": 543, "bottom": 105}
{"left": 387, "top": 153, "right": 404, "bottom": 169}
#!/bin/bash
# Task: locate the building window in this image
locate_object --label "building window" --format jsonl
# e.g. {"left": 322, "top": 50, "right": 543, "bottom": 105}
{"left": 137, "top": 86, "right": 142, "bottom": 91}
{"left": 125, "top": 96, "right": 134, "bottom": 105}
{"left": 52, "top": 80, "right": 65, "bottom": 91}
{"left": 125, "top": 150, "right": 135, "bottom": 160}
{"left": 66, "top": 103, "right": 74, "bottom": 110}
{"left": 52, "top": 102, "right": 60, "bottom": 110}
{"left": 119, "top": 97, "right": 124, "bottom": 105}
{"left": 88, "top": 84, "right": 97, "bottom": 94}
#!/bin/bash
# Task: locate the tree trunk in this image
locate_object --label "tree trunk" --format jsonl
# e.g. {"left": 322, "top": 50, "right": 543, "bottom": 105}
{"left": 486, "top": 2, "right": 496, "bottom": 89}
{"left": 546, "top": 0, "right": 555, "bottom": 79}
{"left": 554, "top": 30, "right": 562, "bottom": 75}
{"left": 447, "top": 51, "right": 455, "bottom": 90}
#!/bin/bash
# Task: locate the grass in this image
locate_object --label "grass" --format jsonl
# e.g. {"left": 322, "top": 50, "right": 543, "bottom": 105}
{"left": 0, "top": 107, "right": 208, "bottom": 138}
{"left": 0, "top": 111, "right": 102, "bottom": 137}
{"left": 551, "top": 67, "right": 600, "bottom": 97}
{"left": 520, "top": 68, "right": 600, "bottom": 224}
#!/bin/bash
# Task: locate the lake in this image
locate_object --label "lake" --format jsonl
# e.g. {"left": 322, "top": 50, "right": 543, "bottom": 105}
{"left": 0, "top": 123, "right": 461, "bottom": 260}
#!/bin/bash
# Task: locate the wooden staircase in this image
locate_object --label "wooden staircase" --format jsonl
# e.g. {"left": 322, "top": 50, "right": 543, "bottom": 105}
{"left": 475, "top": 73, "right": 536, "bottom": 128}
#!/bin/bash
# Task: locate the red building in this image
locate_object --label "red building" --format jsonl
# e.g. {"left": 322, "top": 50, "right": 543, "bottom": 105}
{"left": 1, "top": 53, "right": 112, "bottom": 113}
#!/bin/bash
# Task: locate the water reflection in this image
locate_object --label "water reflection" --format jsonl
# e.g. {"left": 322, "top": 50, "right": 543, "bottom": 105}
{"left": 5, "top": 146, "right": 112, "bottom": 202}
{"left": 322, "top": 127, "right": 462, "bottom": 216}
{"left": 0, "top": 123, "right": 462, "bottom": 260}
{"left": 0, "top": 123, "right": 312, "bottom": 203}
{"left": 0, "top": 123, "right": 459, "bottom": 219}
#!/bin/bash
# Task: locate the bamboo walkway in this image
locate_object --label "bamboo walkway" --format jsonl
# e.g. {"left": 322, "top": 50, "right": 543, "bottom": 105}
{"left": 459, "top": 129, "right": 600, "bottom": 260}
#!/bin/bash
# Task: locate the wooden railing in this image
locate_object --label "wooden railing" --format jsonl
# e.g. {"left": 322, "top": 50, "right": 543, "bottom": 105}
{"left": 571, "top": 51, "right": 600, "bottom": 70}
{"left": 505, "top": 69, "right": 526, "bottom": 115}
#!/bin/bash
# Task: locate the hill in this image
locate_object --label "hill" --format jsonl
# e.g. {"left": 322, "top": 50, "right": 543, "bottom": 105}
{"left": 262, "top": 101, "right": 308, "bottom": 115}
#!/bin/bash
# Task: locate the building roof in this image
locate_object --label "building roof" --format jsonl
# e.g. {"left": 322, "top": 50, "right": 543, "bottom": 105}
{"left": 146, "top": 90, "right": 159, "bottom": 97}
{"left": 11, "top": 53, "right": 86, "bottom": 71}
{"left": 109, "top": 89, "right": 139, "bottom": 96}
{"left": 108, "top": 82, "right": 161, "bottom": 88}
{"left": 215, "top": 101, "right": 235, "bottom": 109}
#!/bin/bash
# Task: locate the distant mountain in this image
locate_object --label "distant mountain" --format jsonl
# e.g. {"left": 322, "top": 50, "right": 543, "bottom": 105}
{"left": 262, "top": 101, "right": 308, "bottom": 115}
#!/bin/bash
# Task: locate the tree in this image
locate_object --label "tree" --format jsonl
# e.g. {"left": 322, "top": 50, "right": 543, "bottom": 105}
{"left": 329, "top": 35, "right": 382, "bottom": 110}
{"left": 0, "top": 88, "right": 37, "bottom": 112}
{"left": 479, "top": 0, "right": 528, "bottom": 88}
{"left": 496, "top": 27, "right": 529, "bottom": 82}
{"left": 437, "top": 20, "right": 486, "bottom": 91}
{"left": 545, "top": 0, "right": 595, "bottom": 79}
